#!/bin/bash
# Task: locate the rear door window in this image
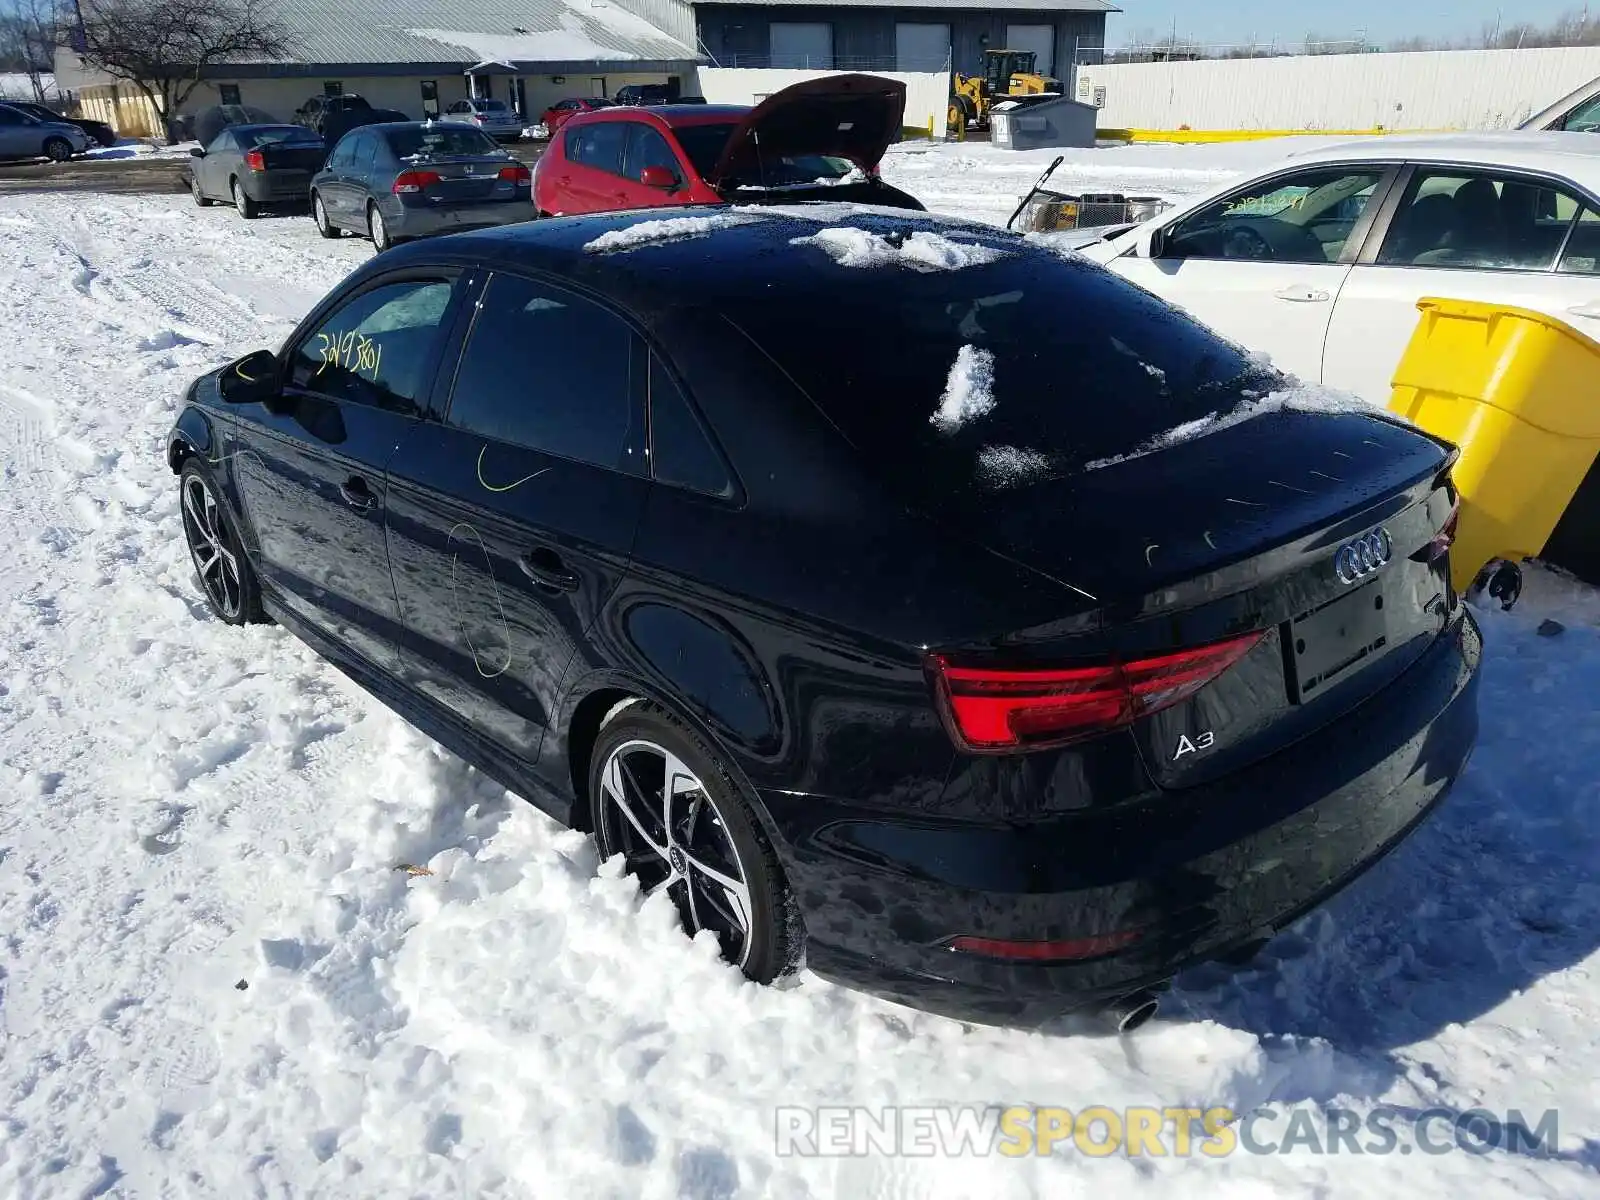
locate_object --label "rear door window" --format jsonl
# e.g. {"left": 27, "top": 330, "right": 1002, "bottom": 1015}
{"left": 1558, "top": 203, "right": 1600, "bottom": 275}
{"left": 444, "top": 273, "right": 643, "bottom": 473}
{"left": 1376, "top": 169, "right": 1593, "bottom": 271}
{"left": 649, "top": 355, "right": 734, "bottom": 497}
{"left": 350, "top": 131, "right": 377, "bottom": 175}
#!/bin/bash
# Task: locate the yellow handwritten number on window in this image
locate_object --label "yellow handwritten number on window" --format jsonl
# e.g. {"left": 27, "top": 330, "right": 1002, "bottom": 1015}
{"left": 313, "top": 330, "right": 384, "bottom": 385}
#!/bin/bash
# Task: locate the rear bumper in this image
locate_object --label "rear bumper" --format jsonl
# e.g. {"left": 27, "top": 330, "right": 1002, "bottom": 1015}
{"left": 761, "top": 611, "right": 1481, "bottom": 1025}
{"left": 240, "top": 172, "right": 314, "bottom": 202}
{"left": 387, "top": 199, "right": 532, "bottom": 240}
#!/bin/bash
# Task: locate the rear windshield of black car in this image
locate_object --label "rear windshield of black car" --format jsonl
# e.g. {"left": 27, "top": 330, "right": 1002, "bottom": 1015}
{"left": 385, "top": 126, "right": 500, "bottom": 158}
{"left": 671, "top": 123, "right": 738, "bottom": 177}
{"left": 727, "top": 241, "right": 1279, "bottom": 497}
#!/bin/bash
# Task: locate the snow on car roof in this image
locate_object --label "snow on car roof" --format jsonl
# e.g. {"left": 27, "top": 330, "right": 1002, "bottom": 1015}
{"left": 581, "top": 213, "right": 762, "bottom": 253}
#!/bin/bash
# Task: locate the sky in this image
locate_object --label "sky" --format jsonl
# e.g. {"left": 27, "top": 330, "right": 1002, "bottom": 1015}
{"left": 1111, "top": 1, "right": 1591, "bottom": 49}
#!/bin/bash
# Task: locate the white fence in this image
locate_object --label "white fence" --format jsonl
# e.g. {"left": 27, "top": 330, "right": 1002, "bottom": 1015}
{"left": 694, "top": 67, "right": 950, "bottom": 137}
{"left": 1077, "top": 46, "right": 1600, "bottom": 131}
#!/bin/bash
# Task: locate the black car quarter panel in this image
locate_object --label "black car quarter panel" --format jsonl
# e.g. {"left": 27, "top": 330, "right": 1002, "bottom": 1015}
{"left": 224, "top": 273, "right": 459, "bottom": 670}
{"left": 384, "top": 271, "right": 650, "bottom": 778}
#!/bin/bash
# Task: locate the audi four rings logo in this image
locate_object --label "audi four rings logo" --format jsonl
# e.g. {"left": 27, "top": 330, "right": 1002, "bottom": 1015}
{"left": 1334, "top": 528, "right": 1393, "bottom": 584}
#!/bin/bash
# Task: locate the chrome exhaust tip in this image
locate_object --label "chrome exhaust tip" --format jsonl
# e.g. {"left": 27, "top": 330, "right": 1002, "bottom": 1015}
{"left": 1104, "top": 989, "right": 1160, "bottom": 1034}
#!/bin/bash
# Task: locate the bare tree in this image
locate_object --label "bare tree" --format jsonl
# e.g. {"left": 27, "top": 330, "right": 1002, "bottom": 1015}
{"left": 0, "top": 0, "right": 63, "bottom": 102}
{"left": 67, "top": 0, "right": 292, "bottom": 140}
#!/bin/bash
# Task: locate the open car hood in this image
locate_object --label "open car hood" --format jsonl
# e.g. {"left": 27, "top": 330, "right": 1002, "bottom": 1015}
{"left": 707, "top": 74, "right": 906, "bottom": 188}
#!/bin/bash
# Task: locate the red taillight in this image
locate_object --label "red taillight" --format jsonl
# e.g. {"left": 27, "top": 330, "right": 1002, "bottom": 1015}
{"left": 393, "top": 169, "right": 441, "bottom": 194}
{"left": 927, "top": 632, "right": 1264, "bottom": 753}
{"left": 498, "top": 164, "right": 531, "bottom": 185}
{"left": 1418, "top": 495, "right": 1460, "bottom": 564}
{"left": 243, "top": 149, "right": 266, "bottom": 171}
{"left": 946, "top": 930, "right": 1142, "bottom": 961}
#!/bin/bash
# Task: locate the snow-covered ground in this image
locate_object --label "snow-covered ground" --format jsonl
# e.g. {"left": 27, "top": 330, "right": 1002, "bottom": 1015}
{"left": 1, "top": 147, "right": 1598, "bottom": 1198}
{"left": 82, "top": 140, "right": 201, "bottom": 162}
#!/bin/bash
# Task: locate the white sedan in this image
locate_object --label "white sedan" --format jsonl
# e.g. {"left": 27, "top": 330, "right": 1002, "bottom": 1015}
{"left": 1076, "top": 133, "right": 1600, "bottom": 403}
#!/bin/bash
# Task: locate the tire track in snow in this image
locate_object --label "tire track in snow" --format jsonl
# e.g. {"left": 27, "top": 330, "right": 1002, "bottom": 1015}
{"left": 0, "top": 381, "right": 51, "bottom": 472}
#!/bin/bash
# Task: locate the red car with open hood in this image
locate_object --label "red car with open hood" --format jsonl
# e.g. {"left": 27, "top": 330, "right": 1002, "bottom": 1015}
{"left": 531, "top": 74, "right": 924, "bottom": 217}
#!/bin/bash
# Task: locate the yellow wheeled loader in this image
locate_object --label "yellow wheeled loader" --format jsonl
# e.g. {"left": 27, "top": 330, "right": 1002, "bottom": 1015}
{"left": 947, "top": 50, "right": 1064, "bottom": 138}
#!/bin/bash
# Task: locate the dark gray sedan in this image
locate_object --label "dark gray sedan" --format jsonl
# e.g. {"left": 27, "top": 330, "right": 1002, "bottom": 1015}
{"left": 189, "top": 124, "right": 327, "bottom": 218}
{"left": 309, "top": 122, "right": 532, "bottom": 250}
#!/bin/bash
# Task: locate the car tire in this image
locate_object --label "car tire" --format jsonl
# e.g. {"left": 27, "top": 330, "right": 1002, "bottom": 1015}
{"left": 367, "top": 202, "right": 391, "bottom": 251}
{"left": 177, "top": 459, "right": 266, "bottom": 626}
{"left": 231, "top": 179, "right": 259, "bottom": 220}
{"left": 312, "top": 192, "right": 339, "bottom": 238}
{"left": 191, "top": 174, "right": 213, "bottom": 207}
{"left": 589, "top": 702, "right": 800, "bottom": 983}
{"left": 42, "top": 136, "right": 73, "bottom": 162}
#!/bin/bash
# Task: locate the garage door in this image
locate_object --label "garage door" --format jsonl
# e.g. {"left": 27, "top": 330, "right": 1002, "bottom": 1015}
{"left": 895, "top": 23, "right": 951, "bottom": 71}
{"left": 1005, "top": 24, "right": 1055, "bottom": 77}
{"left": 770, "top": 22, "right": 833, "bottom": 69}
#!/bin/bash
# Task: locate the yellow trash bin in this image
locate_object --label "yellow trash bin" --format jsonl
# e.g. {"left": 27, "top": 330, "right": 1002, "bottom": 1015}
{"left": 1387, "top": 297, "right": 1600, "bottom": 594}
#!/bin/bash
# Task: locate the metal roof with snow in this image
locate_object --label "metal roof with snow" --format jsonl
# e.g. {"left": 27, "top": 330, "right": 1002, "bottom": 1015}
{"left": 266, "top": 0, "right": 698, "bottom": 66}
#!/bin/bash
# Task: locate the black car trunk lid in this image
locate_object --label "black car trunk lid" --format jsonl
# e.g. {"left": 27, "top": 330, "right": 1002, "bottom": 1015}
{"left": 936, "top": 411, "right": 1458, "bottom": 788}
{"left": 399, "top": 155, "right": 513, "bottom": 204}
{"left": 258, "top": 142, "right": 327, "bottom": 174}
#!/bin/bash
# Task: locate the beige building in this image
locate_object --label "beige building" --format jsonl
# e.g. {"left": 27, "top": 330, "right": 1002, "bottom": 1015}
{"left": 55, "top": 0, "right": 702, "bottom": 138}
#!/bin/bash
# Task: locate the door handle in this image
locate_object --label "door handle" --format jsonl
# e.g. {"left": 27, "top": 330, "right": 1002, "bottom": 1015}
{"left": 1567, "top": 303, "right": 1600, "bottom": 319}
{"left": 519, "top": 548, "right": 579, "bottom": 593}
{"left": 339, "top": 477, "right": 375, "bottom": 512}
{"left": 1274, "top": 287, "right": 1331, "bottom": 303}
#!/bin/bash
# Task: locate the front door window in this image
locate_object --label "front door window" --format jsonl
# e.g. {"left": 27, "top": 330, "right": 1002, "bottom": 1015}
{"left": 1163, "top": 168, "right": 1386, "bottom": 264}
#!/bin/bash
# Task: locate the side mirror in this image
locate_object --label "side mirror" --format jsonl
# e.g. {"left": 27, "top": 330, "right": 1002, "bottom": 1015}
{"left": 1143, "top": 225, "right": 1168, "bottom": 259}
{"left": 218, "top": 350, "right": 280, "bottom": 406}
{"left": 189, "top": 147, "right": 205, "bottom": 158}
{"left": 639, "top": 164, "right": 679, "bottom": 191}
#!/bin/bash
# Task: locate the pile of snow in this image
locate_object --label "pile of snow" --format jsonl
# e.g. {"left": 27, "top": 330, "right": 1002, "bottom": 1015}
{"left": 930, "top": 344, "right": 996, "bottom": 433}
{"left": 1085, "top": 384, "right": 1374, "bottom": 471}
{"left": 789, "top": 226, "right": 1008, "bottom": 272}
{"left": 583, "top": 213, "right": 760, "bottom": 253}
{"left": 83, "top": 140, "right": 199, "bottom": 162}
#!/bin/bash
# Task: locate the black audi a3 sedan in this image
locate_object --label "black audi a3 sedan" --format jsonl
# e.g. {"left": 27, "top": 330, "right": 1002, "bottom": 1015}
{"left": 167, "top": 206, "right": 1480, "bottom": 1028}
